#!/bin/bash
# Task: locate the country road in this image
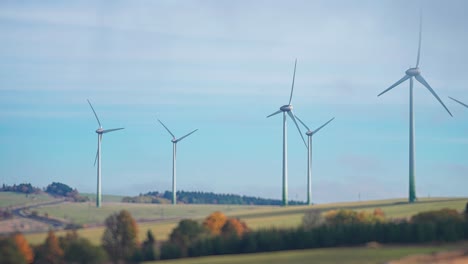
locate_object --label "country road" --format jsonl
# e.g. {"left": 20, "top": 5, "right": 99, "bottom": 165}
{"left": 10, "top": 198, "right": 68, "bottom": 229}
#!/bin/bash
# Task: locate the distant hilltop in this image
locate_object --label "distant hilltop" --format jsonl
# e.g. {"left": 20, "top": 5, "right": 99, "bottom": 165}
{"left": 122, "top": 190, "right": 307, "bottom": 206}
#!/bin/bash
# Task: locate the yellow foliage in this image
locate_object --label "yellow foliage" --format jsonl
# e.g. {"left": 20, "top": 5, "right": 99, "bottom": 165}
{"left": 324, "top": 209, "right": 386, "bottom": 226}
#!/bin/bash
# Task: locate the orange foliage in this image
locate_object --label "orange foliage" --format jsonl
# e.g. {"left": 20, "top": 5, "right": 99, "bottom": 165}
{"left": 221, "top": 218, "right": 249, "bottom": 237}
{"left": 13, "top": 233, "right": 34, "bottom": 263}
{"left": 42, "top": 230, "right": 64, "bottom": 263}
{"left": 203, "top": 211, "right": 228, "bottom": 235}
{"left": 373, "top": 208, "right": 385, "bottom": 218}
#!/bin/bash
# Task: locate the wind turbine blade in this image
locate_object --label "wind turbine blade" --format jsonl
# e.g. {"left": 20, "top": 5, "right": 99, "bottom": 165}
{"left": 102, "top": 128, "right": 124, "bottom": 134}
{"left": 449, "top": 96, "right": 468, "bottom": 108}
{"left": 378, "top": 75, "right": 410, "bottom": 97}
{"left": 416, "top": 11, "right": 422, "bottom": 67}
{"left": 288, "top": 59, "right": 297, "bottom": 105}
{"left": 287, "top": 111, "right": 307, "bottom": 148}
{"left": 158, "top": 119, "right": 175, "bottom": 139}
{"left": 267, "top": 110, "right": 282, "bottom": 118}
{"left": 415, "top": 75, "right": 453, "bottom": 117}
{"left": 294, "top": 115, "right": 310, "bottom": 131}
{"left": 87, "top": 99, "right": 102, "bottom": 127}
{"left": 312, "top": 117, "right": 335, "bottom": 134}
{"left": 176, "top": 129, "right": 198, "bottom": 143}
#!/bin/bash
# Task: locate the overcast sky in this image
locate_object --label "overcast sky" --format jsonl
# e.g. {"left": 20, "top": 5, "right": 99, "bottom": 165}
{"left": 1, "top": 0, "right": 467, "bottom": 203}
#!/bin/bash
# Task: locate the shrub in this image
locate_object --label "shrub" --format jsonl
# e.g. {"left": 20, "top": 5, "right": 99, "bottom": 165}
{"left": 302, "top": 210, "right": 324, "bottom": 229}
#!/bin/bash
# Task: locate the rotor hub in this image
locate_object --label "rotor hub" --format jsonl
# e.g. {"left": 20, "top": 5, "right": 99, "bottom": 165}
{"left": 405, "top": 67, "right": 421, "bottom": 76}
{"left": 96, "top": 128, "right": 104, "bottom": 134}
{"left": 280, "top": 105, "right": 293, "bottom": 112}
{"left": 306, "top": 131, "right": 313, "bottom": 136}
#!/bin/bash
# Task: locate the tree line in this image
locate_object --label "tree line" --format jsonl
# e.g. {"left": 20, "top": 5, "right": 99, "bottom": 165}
{"left": 162, "top": 206, "right": 468, "bottom": 260}
{"left": 123, "top": 190, "right": 306, "bottom": 205}
{"left": 0, "top": 182, "right": 88, "bottom": 202}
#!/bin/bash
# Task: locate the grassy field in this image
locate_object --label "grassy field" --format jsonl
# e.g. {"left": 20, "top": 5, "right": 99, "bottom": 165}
{"left": 33, "top": 202, "right": 266, "bottom": 225}
{"left": 0, "top": 192, "right": 56, "bottom": 208}
{"left": 22, "top": 197, "right": 468, "bottom": 246}
{"left": 146, "top": 243, "right": 468, "bottom": 264}
{"left": 80, "top": 193, "right": 126, "bottom": 203}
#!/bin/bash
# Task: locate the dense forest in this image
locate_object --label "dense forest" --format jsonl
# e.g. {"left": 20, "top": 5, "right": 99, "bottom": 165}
{"left": 122, "top": 190, "right": 306, "bottom": 206}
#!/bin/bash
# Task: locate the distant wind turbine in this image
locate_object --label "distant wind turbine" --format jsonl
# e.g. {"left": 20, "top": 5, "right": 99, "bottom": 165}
{"left": 158, "top": 119, "right": 198, "bottom": 205}
{"left": 87, "top": 99, "right": 124, "bottom": 208}
{"left": 377, "top": 15, "right": 452, "bottom": 203}
{"left": 449, "top": 97, "right": 468, "bottom": 109}
{"left": 295, "top": 116, "right": 335, "bottom": 205}
{"left": 267, "top": 59, "right": 307, "bottom": 206}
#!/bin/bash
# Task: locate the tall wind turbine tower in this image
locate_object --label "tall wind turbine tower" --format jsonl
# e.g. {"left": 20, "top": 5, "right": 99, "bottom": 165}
{"left": 295, "top": 116, "right": 334, "bottom": 205}
{"left": 377, "top": 15, "right": 452, "bottom": 203}
{"left": 87, "top": 100, "right": 124, "bottom": 208}
{"left": 449, "top": 97, "right": 468, "bottom": 109}
{"left": 267, "top": 59, "right": 307, "bottom": 206}
{"left": 158, "top": 119, "right": 198, "bottom": 205}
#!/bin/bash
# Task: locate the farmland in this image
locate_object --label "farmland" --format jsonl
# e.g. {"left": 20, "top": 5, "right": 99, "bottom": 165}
{"left": 21, "top": 197, "right": 467, "bottom": 245}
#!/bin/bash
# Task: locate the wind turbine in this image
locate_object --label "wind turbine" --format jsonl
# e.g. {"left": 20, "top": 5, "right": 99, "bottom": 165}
{"left": 158, "top": 119, "right": 198, "bottom": 205}
{"left": 87, "top": 99, "right": 124, "bottom": 208}
{"left": 267, "top": 59, "right": 307, "bottom": 206}
{"left": 295, "top": 116, "right": 335, "bottom": 205}
{"left": 377, "top": 16, "right": 452, "bottom": 203}
{"left": 449, "top": 97, "right": 468, "bottom": 109}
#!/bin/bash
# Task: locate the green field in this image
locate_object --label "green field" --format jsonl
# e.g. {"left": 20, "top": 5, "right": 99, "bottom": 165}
{"left": 23, "top": 197, "right": 467, "bottom": 246}
{"left": 80, "top": 193, "right": 126, "bottom": 203}
{"left": 0, "top": 192, "right": 56, "bottom": 208}
{"left": 146, "top": 243, "right": 467, "bottom": 264}
{"left": 33, "top": 202, "right": 266, "bottom": 225}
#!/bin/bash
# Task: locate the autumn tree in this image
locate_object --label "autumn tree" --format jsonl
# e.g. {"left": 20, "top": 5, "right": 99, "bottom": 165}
{"left": 203, "top": 211, "right": 227, "bottom": 235}
{"left": 324, "top": 209, "right": 386, "bottom": 226}
{"left": 35, "top": 230, "right": 64, "bottom": 264}
{"left": 0, "top": 236, "right": 27, "bottom": 264}
{"left": 12, "top": 233, "right": 34, "bottom": 263}
{"left": 102, "top": 210, "right": 139, "bottom": 263}
{"left": 221, "top": 218, "right": 249, "bottom": 237}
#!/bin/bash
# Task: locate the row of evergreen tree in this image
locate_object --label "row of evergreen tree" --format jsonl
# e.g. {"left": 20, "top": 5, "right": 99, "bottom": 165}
{"left": 161, "top": 208, "right": 468, "bottom": 260}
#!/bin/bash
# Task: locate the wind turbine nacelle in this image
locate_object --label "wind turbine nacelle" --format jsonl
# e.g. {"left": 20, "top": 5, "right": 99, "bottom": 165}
{"left": 306, "top": 131, "right": 313, "bottom": 136}
{"left": 96, "top": 128, "right": 104, "bottom": 134}
{"left": 405, "top": 67, "right": 421, "bottom": 76}
{"left": 280, "top": 105, "right": 293, "bottom": 112}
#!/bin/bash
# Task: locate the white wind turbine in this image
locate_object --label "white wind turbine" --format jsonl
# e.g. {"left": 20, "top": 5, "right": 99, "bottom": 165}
{"left": 87, "top": 99, "right": 124, "bottom": 208}
{"left": 449, "top": 97, "right": 468, "bottom": 109}
{"left": 267, "top": 59, "right": 307, "bottom": 206}
{"left": 158, "top": 119, "right": 198, "bottom": 205}
{"left": 377, "top": 15, "right": 452, "bottom": 203}
{"left": 295, "top": 116, "right": 335, "bottom": 205}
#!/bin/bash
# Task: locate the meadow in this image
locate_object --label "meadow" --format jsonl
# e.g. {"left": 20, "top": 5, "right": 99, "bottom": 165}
{"left": 0, "top": 192, "right": 56, "bottom": 208}
{"left": 23, "top": 197, "right": 467, "bottom": 245}
{"left": 145, "top": 242, "right": 468, "bottom": 264}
